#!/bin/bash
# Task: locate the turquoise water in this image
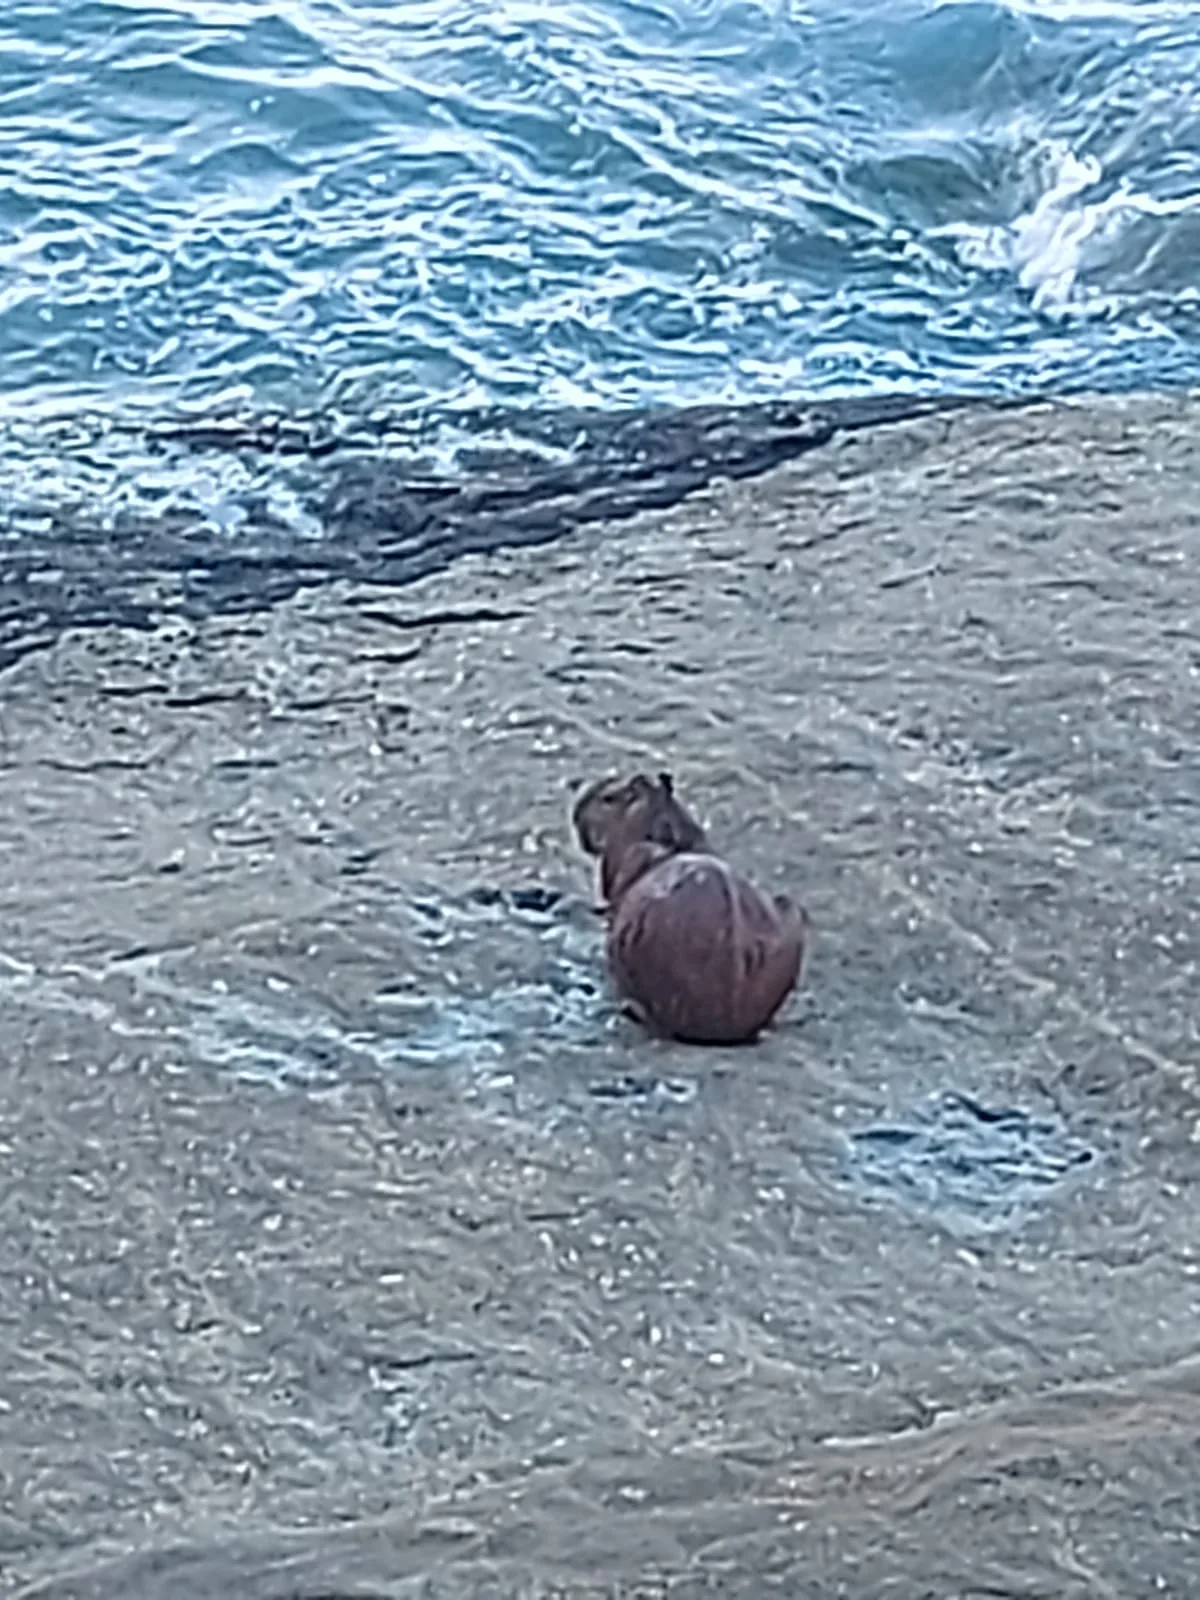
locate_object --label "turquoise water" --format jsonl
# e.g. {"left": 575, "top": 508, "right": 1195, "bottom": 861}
{"left": 2, "top": 0, "right": 1200, "bottom": 496}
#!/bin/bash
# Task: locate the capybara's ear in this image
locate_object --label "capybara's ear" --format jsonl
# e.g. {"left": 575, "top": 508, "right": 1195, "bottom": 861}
{"left": 657, "top": 771, "right": 675, "bottom": 796}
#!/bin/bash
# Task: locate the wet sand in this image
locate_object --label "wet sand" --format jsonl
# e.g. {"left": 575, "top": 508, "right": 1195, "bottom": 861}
{"left": 2, "top": 390, "right": 1199, "bottom": 1596}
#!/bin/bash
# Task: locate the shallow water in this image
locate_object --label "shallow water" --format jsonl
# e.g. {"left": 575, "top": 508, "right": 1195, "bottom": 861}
{"left": 3, "top": 0, "right": 1200, "bottom": 521}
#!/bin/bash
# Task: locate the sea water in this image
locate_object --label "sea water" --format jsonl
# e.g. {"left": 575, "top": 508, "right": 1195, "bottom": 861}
{"left": 1, "top": 0, "right": 1199, "bottom": 509}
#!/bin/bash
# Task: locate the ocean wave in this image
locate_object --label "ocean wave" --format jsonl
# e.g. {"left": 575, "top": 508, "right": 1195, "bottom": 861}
{"left": 0, "top": 0, "right": 1198, "bottom": 482}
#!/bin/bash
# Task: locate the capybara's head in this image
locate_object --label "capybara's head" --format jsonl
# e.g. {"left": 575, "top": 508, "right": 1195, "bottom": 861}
{"left": 571, "top": 770, "right": 707, "bottom": 861}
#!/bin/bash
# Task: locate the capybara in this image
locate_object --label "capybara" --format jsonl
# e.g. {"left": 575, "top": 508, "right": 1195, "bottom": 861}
{"left": 571, "top": 771, "right": 807, "bottom": 1045}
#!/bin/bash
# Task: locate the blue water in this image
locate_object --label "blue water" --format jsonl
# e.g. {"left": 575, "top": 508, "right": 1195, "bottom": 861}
{"left": 2, "top": 0, "right": 1200, "bottom": 508}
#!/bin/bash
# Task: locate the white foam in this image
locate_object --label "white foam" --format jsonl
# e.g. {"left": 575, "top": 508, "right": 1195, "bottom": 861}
{"left": 938, "top": 132, "right": 1197, "bottom": 318}
{"left": 938, "top": 0, "right": 1193, "bottom": 21}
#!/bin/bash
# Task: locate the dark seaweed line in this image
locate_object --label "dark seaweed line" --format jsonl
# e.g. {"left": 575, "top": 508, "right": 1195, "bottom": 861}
{"left": 0, "top": 390, "right": 1015, "bottom": 676}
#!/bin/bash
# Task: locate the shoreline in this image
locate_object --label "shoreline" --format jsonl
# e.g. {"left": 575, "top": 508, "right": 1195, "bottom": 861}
{"left": 0, "top": 384, "right": 1102, "bottom": 679}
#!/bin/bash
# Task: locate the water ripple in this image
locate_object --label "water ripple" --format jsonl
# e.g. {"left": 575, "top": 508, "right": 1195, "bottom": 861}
{"left": 2, "top": 0, "right": 1200, "bottom": 456}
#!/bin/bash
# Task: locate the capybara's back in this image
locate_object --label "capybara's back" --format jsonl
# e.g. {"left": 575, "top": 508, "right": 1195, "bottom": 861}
{"left": 607, "top": 852, "right": 805, "bottom": 1045}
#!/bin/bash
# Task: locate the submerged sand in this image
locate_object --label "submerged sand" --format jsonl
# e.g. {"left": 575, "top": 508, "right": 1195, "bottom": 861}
{"left": 1, "top": 390, "right": 1199, "bottom": 1596}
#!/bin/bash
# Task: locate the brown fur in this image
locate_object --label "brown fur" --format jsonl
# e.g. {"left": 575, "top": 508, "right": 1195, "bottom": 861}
{"left": 571, "top": 771, "right": 807, "bottom": 1045}
{"left": 571, "top": 771, "right": 709, "bottom": 908}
